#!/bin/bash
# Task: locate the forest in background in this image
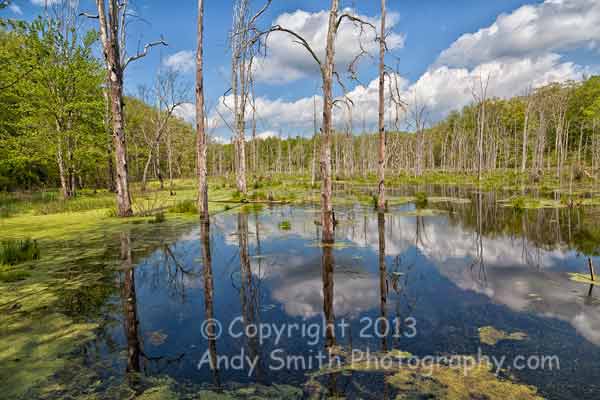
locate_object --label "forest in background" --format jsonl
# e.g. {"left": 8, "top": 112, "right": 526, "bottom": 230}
{"left": 3, "top": 9, "right": 600, "bottom": 196}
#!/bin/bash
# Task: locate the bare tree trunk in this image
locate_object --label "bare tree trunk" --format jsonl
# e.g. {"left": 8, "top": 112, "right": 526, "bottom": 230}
{"left": 478, "top": 100, "right": 485, "bottom": 181}
{"left": 521, "top": 95, "right": 531, "bottom": 172}
{"left": 377, "top": 0, "right": 386, "bottom": 211}
{"left": 141, "top": 147, "right": 154, "bottom": 192}
{"left": 103, "top": 88, "right": 116, "bottom": 192}
{"left": 96, "top": 0, "right": 133, "bottom": 217}
{"left": 251, "top": 78, "right": 258, "bottom": 174}
{"left": 320, "top": 0, "right": 338, "bottom": 243}
{"left": 196, "top": 0, "right": 209, "bottom": 223}
{"left": 166, "top": 129, "right": 174, "bottom": 194}
{"left": 56, "top": 137, "right": 70, "bottom": 199}
{"left": 311, "top": 96, "right": 318, "bottom": 187}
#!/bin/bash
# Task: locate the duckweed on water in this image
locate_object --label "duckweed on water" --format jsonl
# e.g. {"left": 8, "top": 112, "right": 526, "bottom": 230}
{"left": 568, "top": 272, "right": 600, "bottom": 286}
{"left": 387, "top": 360, "right": 542, "bottom": 400}
{"left": 478, "top": 326, "right": 528, "bottom": 346}
{"left": 397, "top": 209, "right": 448, "bottom": 217}
{"left": 278, "top": 220, "right": 291, "bottom": 230}
{"left": 310, "top": 348, "right": 541, "bottom": 400}
{"left": 0, "top": 213, "right": 198, "bottom": 399}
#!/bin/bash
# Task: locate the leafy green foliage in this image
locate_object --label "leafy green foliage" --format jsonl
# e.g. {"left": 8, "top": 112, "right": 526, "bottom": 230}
{"left": 1, "top": 18, "right": 105, "bottom": 193}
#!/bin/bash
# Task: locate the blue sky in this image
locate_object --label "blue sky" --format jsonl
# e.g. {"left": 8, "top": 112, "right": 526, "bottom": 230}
{"left": 5, "top": 0, "right": 600, "bottom": 139}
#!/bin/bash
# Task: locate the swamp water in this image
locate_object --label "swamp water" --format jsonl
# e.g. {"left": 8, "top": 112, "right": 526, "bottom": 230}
{"left": 3, "top": 193, "right": 600, "bottom": 399}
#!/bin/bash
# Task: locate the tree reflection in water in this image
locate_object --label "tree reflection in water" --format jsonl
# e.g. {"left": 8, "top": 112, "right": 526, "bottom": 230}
{"left": 200, "top": 221, "right": 220, "bottom": 387}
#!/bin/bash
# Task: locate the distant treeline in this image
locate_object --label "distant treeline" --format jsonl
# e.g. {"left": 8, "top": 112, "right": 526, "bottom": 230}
{"left": 201, "top": 76, "right": 600, "bottom": 183}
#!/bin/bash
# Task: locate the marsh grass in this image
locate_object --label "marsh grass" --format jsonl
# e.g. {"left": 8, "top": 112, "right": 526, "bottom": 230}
{"left": 415, "top": 192, "right": 428, "bottom": 209}
{"left": 169, "top": 199, "right": 197, "bottom": 214}
{"left": 0, "top": 238, "right": 40, "bottom": 265}
{"left": 151, "top": 212, "right": 166, "bottom": 224}
{"left": 34, "top": 196, "right": 115, "bottom": 215}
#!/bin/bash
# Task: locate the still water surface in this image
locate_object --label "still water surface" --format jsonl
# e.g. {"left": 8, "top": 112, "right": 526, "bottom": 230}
{"left": 78, "top": 196, "right": 600, "bottom": 399}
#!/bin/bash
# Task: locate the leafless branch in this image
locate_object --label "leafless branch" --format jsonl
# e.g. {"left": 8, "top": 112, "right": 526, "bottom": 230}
{"left": 78, "top": 12, "right": 99, "bottom": 19}
{"left": 248, "top": 0, "right": 272, "bottom": 28}
{"left": 254, "top": 25, "right": 322, "bottom": 69}
{"left": 336, "top": 13, "right": 376, "bottom": 32}
{"left": 123, "top": 38, "right": 168, "bottom": 69}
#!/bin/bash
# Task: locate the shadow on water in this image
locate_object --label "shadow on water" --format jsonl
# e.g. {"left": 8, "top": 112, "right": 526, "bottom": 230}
{"left": 19, "top": 192, "right": 600, "bottom": 399}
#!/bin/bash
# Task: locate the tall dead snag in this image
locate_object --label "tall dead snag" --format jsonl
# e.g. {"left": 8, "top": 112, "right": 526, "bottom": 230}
{"left": 311, "top": 95, "right": 319, "bottom": 188}
{"left": 472, "top": 74, "right": 490, "bottom": 182}
{"left": 251, "top": 0, "right": 374, "bottom": 241}
{"left": 196, "top": 0, "right": 209, "bottom": 223}
{"left": 229, "top": 0, "right": 271, "bottom": 194}
{"left": 319, "top": 0, "right": 339, "bottom": 243}
{"left": 377, "top": 0, "right": 386, "bottom": 211}
{"left": 521, "top": 88, "right": 532, "bottom": 173}
{"left": 87, "top": 0, "right": 166, "bottom": 216}
{"left": 231, "top": 1, "right": 247, "bottom": 194}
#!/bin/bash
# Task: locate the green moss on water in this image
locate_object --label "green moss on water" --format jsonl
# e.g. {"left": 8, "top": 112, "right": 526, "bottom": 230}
{"left": 428, "top": 196, "right": 471, "bottom": 204}
{"left": 0, "top": 208, "right": 199, "bottom": 399}
{"left": 278, "top": 220, "right": 292, "bottom": 230}
{"left": 0, "top": 269, "right": 31, "bottom": 282}
{"left": 397, "top": 209, "right": 448, "bottom": 217}
{"left": 500, "top": 196, "right": 565, "bottom": 210}
{"left": 478, "top": 326, "right": 528, "bottom": 346}
{"left": 0, "top": 311, "right": 98, "bottom": 399}
{"left": 387, "top": 360, "right": 542, "bottom": 400}
{"left": 308, "top": 347, "right": 541, "bottom": 400}
{"left": 135, "top": 385, "right": 178, "bottom": 400}
{"left": 568, "top": 273, "right": 600, "bottom": 286}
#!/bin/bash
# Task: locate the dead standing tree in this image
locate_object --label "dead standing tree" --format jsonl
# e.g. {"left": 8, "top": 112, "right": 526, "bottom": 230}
{"left": 196, "top": 0, "right": 209, "bottom": 223}
{"left": 228, "top": 0, "right": 272, "bottom": 194}
{"left": 377, "top": 0, "right": 386, "bottom": 211}
{"left": 472, "top": 74, "right": 491, "bottom": 182}
{"left": 84, "top": 0, "right": 166, "bottom": 216}
{"left": 521, "top": 87, "right": 533, "bottom": 173}
{"left": 140, "top": 70, "right": 186, "bottom": 192}
{"left": 406, "top": 92, "right": 428, "bottom": 177}
{"left": 255, "top": 0, "right": 375, "bottom": 243}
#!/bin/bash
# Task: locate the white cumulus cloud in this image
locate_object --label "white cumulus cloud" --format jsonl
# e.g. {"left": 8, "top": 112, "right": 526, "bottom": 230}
{"left": 437, "top": 0, "right": 600, "bottom": 68}
{"left": 404, "top": 53, "right": 582, "bottom": 123}
{"left": 254, "top": 8, "right": 405, "bottom": 84}
{"left": 164, "top": 50, "right": 195, "bottom": 73}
